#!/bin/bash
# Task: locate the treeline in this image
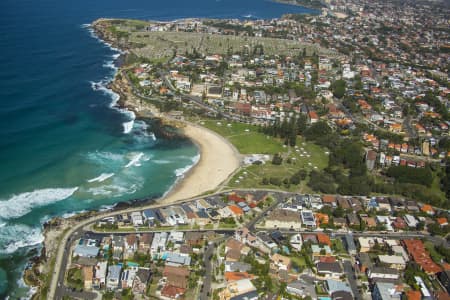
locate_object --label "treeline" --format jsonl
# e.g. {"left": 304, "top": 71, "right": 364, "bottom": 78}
{"left": 386, "top": 166, "right": 433, "bottom": 187}
{"left": 259, "top": 118, "right": 448, "bottom": 207}
{"left": 260, "top": 115, "right": 308, "bottom": 146}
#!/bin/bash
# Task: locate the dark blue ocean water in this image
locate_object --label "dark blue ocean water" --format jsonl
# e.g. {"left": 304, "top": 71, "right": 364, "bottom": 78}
{"left": 0, "top": 0, "right": 314, "bottom": 297}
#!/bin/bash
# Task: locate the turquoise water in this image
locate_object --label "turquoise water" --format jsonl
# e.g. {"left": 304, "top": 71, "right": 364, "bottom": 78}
{"left": 0, "top": 0, "right": 315, "bottom": 297}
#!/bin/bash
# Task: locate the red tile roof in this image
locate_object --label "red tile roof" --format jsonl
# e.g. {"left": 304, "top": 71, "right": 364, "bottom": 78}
{"left": 229, "top": 205, "right": 243, "bottom": 216}
{"left": 161, "top": 285, "right": 186, "bottom": 299}
{"left": 224, "top": 272, "right": 254, "bottom": 282}
{"left": 403, "top": 239, "right": 442, "bottom": 274}
{"left": 406, "top": 290, "right": 421, "bottom": 300}
{"left": 317, "top": 233, "right": 331, "bottom": 247}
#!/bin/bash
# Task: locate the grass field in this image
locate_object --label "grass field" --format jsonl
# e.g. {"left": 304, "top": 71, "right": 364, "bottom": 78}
{"left": 226, "top": 136, "right": 329, "bottom": 192}
{"left": 193, "top": 118, "right": 329, "bottom": 192}
{"left": 199, "top": 119, "right": 285, "bottom": 154}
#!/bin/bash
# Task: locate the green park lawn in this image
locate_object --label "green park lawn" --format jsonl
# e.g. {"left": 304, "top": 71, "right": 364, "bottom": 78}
{"left": 199, "top": 120, "right": 285, "bottom": 154}
{"left": 193, "top": 118, "right": 329, "bottom": 192}
{"left": 226, "top": 136, "right": 329, "bottom": 192}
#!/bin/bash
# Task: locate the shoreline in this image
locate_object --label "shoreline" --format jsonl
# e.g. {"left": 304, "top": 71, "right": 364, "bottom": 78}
{"left": 109, "top": 62, "right": 242, "bottom": 205}
{"left": 24, "top": 20, "right": 242, "bottom": 298}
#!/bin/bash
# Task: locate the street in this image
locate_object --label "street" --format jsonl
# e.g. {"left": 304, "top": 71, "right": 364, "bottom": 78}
{"left": 343, "top": 259, "right": 361, "bottom": 300}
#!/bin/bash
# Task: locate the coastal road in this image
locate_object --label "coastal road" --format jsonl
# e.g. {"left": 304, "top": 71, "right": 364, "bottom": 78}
{"left": 54, "top": 230, "right": 85, "bottom": 299}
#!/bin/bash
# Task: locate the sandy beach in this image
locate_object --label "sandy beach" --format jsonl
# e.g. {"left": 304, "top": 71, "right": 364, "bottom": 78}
{"left": 161, "top": 122, "right": 241, "bottom": 204}
{"left": 109, "top": 69, "right": 242, "bottom": 203}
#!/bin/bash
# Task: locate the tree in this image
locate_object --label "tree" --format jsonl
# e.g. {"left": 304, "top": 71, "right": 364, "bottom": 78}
{"left": 304, "top": 121, "right": 332, "bottom": 141}
{"left": 272, "top": 153, "right": 283, "bottom": 165}
{"left": 332, "top": 79, "right": 346, "bottom": 98}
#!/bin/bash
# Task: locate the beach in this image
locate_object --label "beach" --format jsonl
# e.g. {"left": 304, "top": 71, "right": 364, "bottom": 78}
{"left": 162, "top": 122, "right": 241, "bottom": 204}
{"left": 109, "top": 68, "right": 241, "bottom": 204}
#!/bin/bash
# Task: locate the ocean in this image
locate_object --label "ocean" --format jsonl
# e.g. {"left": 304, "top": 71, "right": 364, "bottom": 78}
{"left": 0, "top": 0, "right": 315, "bottom": 297}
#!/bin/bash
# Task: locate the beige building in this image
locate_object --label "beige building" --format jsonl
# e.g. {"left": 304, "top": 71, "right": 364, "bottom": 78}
{"left": 265, "top": 209, "right": 301, "bottom": 230}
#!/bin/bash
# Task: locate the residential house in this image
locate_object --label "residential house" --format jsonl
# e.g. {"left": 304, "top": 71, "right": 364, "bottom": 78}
{"left": 344, "top": 234, "right": 357, "bottom": 255}
{"left": 420, "top": 204, "right": 435, "bottom": 215}
{"left": 132, "top": 268, "right": 151, "bottom": 295}
{"left": 332, "top": 291, "right": 353, "bottom": 300}
{"left": 164, "top": 252, "right": 191, "bottom": 267}
{"left": 372, "top": 282, "right": 401, "bottom": 300}
{"left": 392, "top": 217, "right": 407, "bottom": 231}
{"left": 195, "top": 209, "right": 212, "bottom": 225}
{"left": 220, "top": 279, "right": 257, "bottom": 300}
{"left": 225, "top": 261, "right": 252, "bottom": 273}
{"left": 168, "top": 231, "right": 185, "bottom": 247}
{"left": 266, "top": 209, "right": 302, "bottom": 230}
{"left": 121, "top": 267, "right": 137, "bottom": 289}
{"left": 347, "top": 213, "right": 360, "bottom": 227}
{"left": 235, "top": 227, "right": 258, "bottom": 248}
{"left": 325, "top": 279, "right": 353, "bottom": 295}
{"left": 317, "top": 262, "right": 343, "bottom": 278}
{"left": 437, "top": 218, "right": 448, "bottom": 227}
{"left": 404, "top": 215, "right": 418, "bottom": 228}
{"left": 138, "top": 233, "right": 153, "bottom": 254}
{"left": 93, "top": 261, "right": 107, "bottom": 289}
{"left": 142, "top": 209, "right": 157, "bottom": 225}
{"left": 163, "top": 266, "right": 189, "bottom": 289}
{"left": 270, "top": 253, "right": 291, "bottom": 271}
{"left": 376, "top": 216, "right": 394, "bottom": 231}
{"left": 357, "top": 253, "right": 373, "bottom": 273}
{"left": 376, "top": 198, "right": 392, "bottom": 212}
{"left": 226, "top": 238, "right": 243, "bottom": 262}
{"left": 229, "top": 205, "right": 244, "bottom": 217}
{"left": 361, "top": 216, "right": 377, "bottom": 228}
{"left": 161, "top": 285, "right": 186, "bottom": 299}
{"left": 185, "top": 232, "right": 203, "bottom": 247}
{"left": 225, "top": 272, "right": 254, "bottom": 282}
{"left": 377, "top": 255, "right": 406, "bottom": 270}
{"left": 301, "top": 210, "right": 316, "bottom": 228}
{"left": 322, "top": 195, "right": 337, "bottom": 207}
{"left": 290, "top": 234, "right": 303, "bottom": 251}
{"left": 287, "top": 279, "right": 317, "bottom": 299}
{"left": 73, "top": 242, "right": 99, "bottom": 258}
{"left": 368, "top": 267, "right": 400, "bottom": 280}
{"left": 403, "top": 239, "right": 442, "bottom": 274}
{"left": 124, "top": 234, "right": 137, "bottom": 259}
{"left": 317, "top": 233, "right": 332, "bottom": 247}
{"left": 150, "top": 232, "right": 168, "bottom": 256}
{"left": 106, "top": 265, "right": 122, "bottom": 290}
{"left": 130, "top": 211, "right": 144, "bottom": 226}
{"left": 111, "top": 236, "right": 124, "bottom": 260}
{"left": 358, "top": 237, "right": 376, "bottom": 253}
{"left": 338, "top": 197, "right": 351, "bottom": 210}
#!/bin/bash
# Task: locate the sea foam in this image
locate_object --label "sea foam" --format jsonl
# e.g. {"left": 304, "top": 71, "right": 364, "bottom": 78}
{"left": 0, "top": 224, "right": 44, "bottom": 254}
{"left": 87, "top": 173, "right": 115, "bottom": 183}
{"left": 122, "top": 111, "right": 136, "bottom": 134}
{"left": 174, "top": 154, "right": 200, "bottom": 177}
{"left": 0, "top": 187, "right": 78, "bottom": 220}
{"left": 125, "top": 152, "right": 145, "bottom": 168}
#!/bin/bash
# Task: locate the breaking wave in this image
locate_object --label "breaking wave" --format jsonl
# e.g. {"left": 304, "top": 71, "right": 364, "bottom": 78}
{"left": 0, "top": 224, "right": 43, "bottom": 254}
{"left": 87, "top": 173, "right": 115, "bottom": 183}
{"left": 0, "top": 187, "right": 78, "bottom": 220}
